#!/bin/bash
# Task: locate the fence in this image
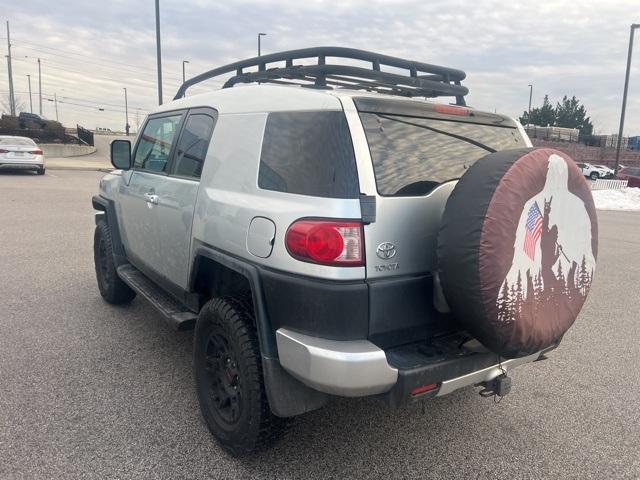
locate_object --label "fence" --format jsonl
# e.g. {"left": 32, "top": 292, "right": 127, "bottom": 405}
{"left": 77, "top": 125, "right": 95, "bottom": 146}
{"left": 592, "top": 179, "right": 628, "bottom": 190}
{"left": 524, "top": 126, "right": 636, "bottom": 150}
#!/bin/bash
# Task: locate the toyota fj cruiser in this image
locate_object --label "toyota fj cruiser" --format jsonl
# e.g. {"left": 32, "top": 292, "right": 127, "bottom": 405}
{"left": 93, "top": 47, "right": 597, "bottom": 456}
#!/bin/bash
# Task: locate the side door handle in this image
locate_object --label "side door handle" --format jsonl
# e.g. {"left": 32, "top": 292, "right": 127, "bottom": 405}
{"left": 143, "top": 193, "right": 159, "bottom": 205}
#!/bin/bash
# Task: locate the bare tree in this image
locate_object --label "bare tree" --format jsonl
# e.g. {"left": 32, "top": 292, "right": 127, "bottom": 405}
{"left": 0, "top": 94, "right": 27, "bottom": 116}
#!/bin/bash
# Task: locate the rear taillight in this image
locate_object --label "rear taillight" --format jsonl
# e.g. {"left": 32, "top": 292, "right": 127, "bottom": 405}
{"left": 285, "top": 219, "right": 364, "bottom": 266}
{"left": 30, "top": 149, "right": 43, "bottom": 155}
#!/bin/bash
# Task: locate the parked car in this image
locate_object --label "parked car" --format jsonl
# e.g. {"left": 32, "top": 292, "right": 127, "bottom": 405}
{"left": 18, "top": 112, "right": 48, "bottom": 129}
{"left": 617, "top": 166, "right": 640, "bottom": 187}
{"left": 594, "top": 164, "right": 615, "bottom": 178}
{"left": 92, "top": 47, "right": 598, "bottom": 456}
{"left": 0, "top": 135, "right": 45, "bottom": 174}
{"left": 575, "top": 162, "right": 611, "bottom": 180}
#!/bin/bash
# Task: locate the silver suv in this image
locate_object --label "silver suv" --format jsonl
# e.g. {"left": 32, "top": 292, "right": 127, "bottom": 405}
{"left": 92, "top": 48, "right": 562, "bottom": 456}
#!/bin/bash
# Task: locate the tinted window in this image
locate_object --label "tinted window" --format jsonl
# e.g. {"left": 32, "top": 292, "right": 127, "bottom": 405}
{"left": 0, "top": 137, "right": 35, "bottom": 146}
{"left": 258, "top": 111, "right": 359, "bottom": 198}
{"left": 172, "top": 113, "right": 216, "bottom": 179}
{"left": 360, "top": 112, "right": 525, "bottom": 196}
{"left": 133, "top": 114, "right": 182, "bottom": 173}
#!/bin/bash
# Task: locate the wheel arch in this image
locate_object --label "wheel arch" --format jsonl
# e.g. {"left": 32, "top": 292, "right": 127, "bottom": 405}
{"left": 190, "top": 244, "right": 328, "bottom": 417}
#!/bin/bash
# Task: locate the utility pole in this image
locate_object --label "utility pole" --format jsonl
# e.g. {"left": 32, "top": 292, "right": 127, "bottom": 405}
{"left": 182, "top": 60, "right": 189, "bottom": 98}
{"left": 6, "top": 21, "right": 16, "bottom": 115}
{"left": 54, "top": 93, "right": 59, "bottom": 121}
{"left": 155, "top": 0, "right": 163, "bottom": 105}
{"left": 258, "top": 32, "right": 267, "bottom": 56}
{"left": 27, "top": 75, "right": 33, "bottom": 113}
{"left": 38, "top": 58, "right": 42, "bottom": 115}
{"left": 123, "top": 87, "right": 130, "bottom": 136}
{"left": 527, "top": 84, "right": 533, "bottom": 125}
{"left": 614, "top": 23, "right": 640, "bottom": 175}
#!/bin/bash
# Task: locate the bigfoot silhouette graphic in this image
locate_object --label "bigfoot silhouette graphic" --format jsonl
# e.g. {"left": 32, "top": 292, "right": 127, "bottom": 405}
{"left": 496, "top": 154, "right": 596, "bottom": 352}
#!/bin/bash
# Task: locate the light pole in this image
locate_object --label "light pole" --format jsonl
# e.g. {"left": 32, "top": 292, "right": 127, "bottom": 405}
{"left": 527, "top": 84, "right": 533, "bottom": 126}
{"left": 6, "top": 21, "right": 16, "bottom": 116}
{"left": 38, "top": 58, "right": 42, "bottom": 115}
{"left": 123, "top": 87, "right": 130, "bottom": 136}
{"left": 258, "top": 32, "right": 267, "bottom": 56}
{"left": 155, "top": 0, "right": 163, "bottom": 105}
{"left": 614, "top": 23, "right": 640, "bottom": 175}
{"left": 27, "top": 75, "right": 33, "bottom": 113}
{"left": 182, "top": 60, "right": 189, "bottom": 98}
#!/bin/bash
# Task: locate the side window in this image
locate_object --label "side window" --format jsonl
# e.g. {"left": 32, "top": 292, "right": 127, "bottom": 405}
{"left": 133, "top": 114, "right": 182, "bottom": 173}
{"left": 172, "top": 113, "right": 216, "bottom": 179}
{"left": 258, "top": 111, "right": 359, "bottom": 198}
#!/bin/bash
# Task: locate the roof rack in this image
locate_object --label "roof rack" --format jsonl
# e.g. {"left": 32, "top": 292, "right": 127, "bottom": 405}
{"left": 173, "top": 46, "right": 468, "bottom": 105}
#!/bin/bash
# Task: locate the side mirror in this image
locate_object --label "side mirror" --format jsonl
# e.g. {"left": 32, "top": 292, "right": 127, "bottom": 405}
{"left": 111, "top": 139, "right": 132, "bottom": 170}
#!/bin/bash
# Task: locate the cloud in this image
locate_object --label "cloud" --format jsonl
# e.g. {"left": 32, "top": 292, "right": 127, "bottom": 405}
{"left": 1, "top": 0, "right": 638, "bottom": 134}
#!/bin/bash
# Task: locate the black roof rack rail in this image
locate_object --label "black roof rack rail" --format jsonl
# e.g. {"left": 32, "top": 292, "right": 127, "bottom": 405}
{"left": 173, "top": 46, "right": 468, "bottom": 105}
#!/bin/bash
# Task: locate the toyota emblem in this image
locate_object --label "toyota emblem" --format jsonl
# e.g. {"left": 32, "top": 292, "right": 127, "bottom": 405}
{"left": 376, "top": 242, "right": 397, "bottom": 260}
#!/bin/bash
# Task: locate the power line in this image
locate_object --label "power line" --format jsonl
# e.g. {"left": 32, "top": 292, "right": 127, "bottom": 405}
{"left": 12, "top": 43, "right": 185, "bottom": 82}
{"left": 11, "top": 38, "right": 183, "bottom": 77}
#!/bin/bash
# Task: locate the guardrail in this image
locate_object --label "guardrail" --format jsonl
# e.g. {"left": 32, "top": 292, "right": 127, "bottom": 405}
{"left": 592, "top": 179, "right": 628, "bottom": 190}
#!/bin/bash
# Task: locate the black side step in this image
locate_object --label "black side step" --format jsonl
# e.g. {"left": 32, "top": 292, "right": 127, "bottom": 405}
{"left": 116, "top": 264, "right": 197, "bottom": 331}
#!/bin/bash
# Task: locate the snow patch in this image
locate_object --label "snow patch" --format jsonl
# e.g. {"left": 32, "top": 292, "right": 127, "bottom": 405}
{"left": 592, "top": 187, "right": 640, "bottom": 211}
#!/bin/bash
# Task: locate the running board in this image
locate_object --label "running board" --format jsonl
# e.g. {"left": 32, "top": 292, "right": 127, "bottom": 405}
{"left": 116, "top": 264, "right": 197, "bottom": 331}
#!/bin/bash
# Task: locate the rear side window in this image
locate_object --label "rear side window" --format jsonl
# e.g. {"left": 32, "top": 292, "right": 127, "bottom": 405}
{"left": 172, "top": 113, "right": 216, "bottom": 179}
{"left": 359, "top": 112, "right": 524, "bottom": 196}
{"left": 258, "top": 111, "right": 359, "bottom": 198}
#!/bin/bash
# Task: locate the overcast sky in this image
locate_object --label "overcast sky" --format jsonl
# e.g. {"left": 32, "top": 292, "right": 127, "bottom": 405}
{"left": 1, "top": 0, "right": 639, "bottom": 135}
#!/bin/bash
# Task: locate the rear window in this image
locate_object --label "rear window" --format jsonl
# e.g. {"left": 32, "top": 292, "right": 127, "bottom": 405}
{"left": 0, "top": 137, "right": 36, "bottom": 146}
{"left": 258, "top": 111, "right": 359, "bottom": 199}
{"left": 359, "top": 111, "right": 525, "bottom": 196}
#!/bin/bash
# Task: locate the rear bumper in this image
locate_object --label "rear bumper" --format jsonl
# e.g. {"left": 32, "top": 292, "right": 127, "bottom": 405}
{"left": 276, "top": 328, "right": 548, "bottom": 401}
{"left": 0, "top": 159, "right": 44, "bottom": 169}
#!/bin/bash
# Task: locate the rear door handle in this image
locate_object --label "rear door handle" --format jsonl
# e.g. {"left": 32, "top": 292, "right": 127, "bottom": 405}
{"left": 143, "top": 193, "right": 159, "bottom": 205}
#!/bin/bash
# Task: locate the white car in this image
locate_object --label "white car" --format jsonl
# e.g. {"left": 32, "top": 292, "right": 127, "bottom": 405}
{"left": 0, "top": 136, "right": 45, "bottom": 175}
{"left": 594, "top": 164, "right": 615, "bottom": 178}
{"left": 575, "top": 162, "right": 609, "bottom": 180}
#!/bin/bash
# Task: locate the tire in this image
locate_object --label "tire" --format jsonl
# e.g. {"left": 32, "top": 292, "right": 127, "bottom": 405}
{"left": 589, "top": 171, "right": 599, "bottom": 180}
{"left": 194, "top": 297, "right": 287, "bottom": 456}
{"left": 37, "top": 167, "right": 45, "bottom": 175}
{"left": 93, "top": 220, "right": 136, "bottom": 304}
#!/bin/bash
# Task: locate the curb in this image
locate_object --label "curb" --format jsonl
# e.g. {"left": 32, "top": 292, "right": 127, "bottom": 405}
{"left": 48, "top": 165, "right": 112, "bottom": 172}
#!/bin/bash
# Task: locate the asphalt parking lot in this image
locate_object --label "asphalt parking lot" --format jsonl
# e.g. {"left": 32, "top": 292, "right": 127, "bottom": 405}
{"left": 1, "top": 169, "right": 638, "bottom": 479}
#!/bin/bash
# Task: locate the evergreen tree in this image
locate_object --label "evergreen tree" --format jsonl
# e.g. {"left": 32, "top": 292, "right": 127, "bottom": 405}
{"left": 578, "top": 255, "right": 591, "bottom": 296}
{"left": 556, "top": 262, "right": 566, "bottom": 295}
{"left": 497, "top": 280, "right": 511, "bottom": 322}
{"left": 555, "top": 95, "right": 594, "bottom": 135}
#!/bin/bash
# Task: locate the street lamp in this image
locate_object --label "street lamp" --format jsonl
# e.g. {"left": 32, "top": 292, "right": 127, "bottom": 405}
{"left": 527, "top": 84, "right": 533, "bottom": 126}
{"left": 123, "top": 87, "right": 130, "bottom": 136}
{"left": 182, "top": 60, "right": 189, "bottom": 98}
{"left": 258, "top": 32, "right": 267, "bottom": 56}
{"left": 27, "top": 74, "right": 33, "bottom": 113}
{"left": 614, "top": 23, "right": 640, "bottom": 175}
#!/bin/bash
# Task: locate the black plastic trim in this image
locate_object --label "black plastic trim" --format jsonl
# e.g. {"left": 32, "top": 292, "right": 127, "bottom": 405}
{"left": 260, "top": 267, "right": 369, "bottom": 341}
{"left": 91, "top": 195, "right": 126, "bottom": 266}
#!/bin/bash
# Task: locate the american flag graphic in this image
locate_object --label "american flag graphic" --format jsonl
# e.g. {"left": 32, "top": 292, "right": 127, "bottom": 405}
{"left": 523, "top": 201, "right": 543, "bottom": 260}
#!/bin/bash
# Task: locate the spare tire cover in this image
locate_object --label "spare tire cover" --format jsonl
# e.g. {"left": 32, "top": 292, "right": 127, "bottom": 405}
{"left": 438, "top": 148, "right": 598, "bottom": 358}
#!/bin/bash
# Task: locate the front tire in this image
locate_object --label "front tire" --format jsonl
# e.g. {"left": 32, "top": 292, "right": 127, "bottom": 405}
{"left": 93, "top": 220, "right": 136, "bottom": 304}
{"left": 37, "top": 167, "right": 45, "bottom": 175}
{"left": 194, "top": 297, "right": 287, "bottom": 456}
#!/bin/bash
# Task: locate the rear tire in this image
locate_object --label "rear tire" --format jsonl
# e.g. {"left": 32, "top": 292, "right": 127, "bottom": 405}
{"left": 37, "top": 167, "right": 45, "bottom": 175}
{"left": 194, "top": 297, "right": 287, "bottom": 456}
{"left": 590, "top": 171, "right": 599, "bottom": 180}
{"left": 93, "top": 220, "right": 136, "bottom": 304}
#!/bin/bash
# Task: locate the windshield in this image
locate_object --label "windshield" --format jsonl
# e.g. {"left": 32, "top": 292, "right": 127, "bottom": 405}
{"left": 0, "top": 137, "right": 36, "bottom": 146}
{"left": 359, "top": 112, "right": 526, "bottom": 196}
